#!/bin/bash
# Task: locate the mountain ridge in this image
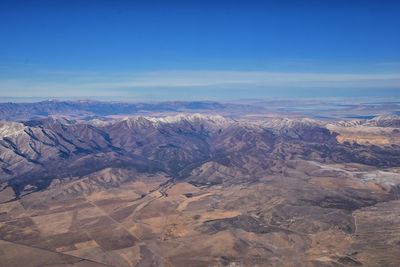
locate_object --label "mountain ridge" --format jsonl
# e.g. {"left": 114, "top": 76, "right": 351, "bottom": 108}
{"left": 1, "top": 113, "right": 400, "bottom": 199}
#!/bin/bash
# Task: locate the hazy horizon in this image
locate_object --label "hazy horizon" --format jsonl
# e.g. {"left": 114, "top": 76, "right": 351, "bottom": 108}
{"left": 1, "top": 95, "right": 400, "bottom": 104}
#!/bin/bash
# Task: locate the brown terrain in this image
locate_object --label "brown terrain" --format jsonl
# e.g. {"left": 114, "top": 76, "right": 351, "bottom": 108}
{"left": 1, "top": 101, "right": 400, "bottom": 266}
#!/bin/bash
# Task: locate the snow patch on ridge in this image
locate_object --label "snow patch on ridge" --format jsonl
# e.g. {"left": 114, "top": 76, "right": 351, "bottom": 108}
{"left": 0, "top": 122, "right": 26, "bottom": 138}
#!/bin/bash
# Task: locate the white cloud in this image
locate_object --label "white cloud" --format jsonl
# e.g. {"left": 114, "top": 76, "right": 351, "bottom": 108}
{"left": 0, "top": 70, "right": 399, "bottom": 97}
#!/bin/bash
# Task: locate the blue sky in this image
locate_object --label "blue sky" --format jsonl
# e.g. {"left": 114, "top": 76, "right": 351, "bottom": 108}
{"left": 0, "top": 0, "right": 399, "bottom": 101}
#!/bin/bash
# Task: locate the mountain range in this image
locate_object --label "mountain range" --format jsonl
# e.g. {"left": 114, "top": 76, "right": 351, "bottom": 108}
{"left": 0, "top": 101, "right": 400, "bottom": 266}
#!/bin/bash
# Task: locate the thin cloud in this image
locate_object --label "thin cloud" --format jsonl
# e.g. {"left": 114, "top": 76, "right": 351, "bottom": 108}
{"left": 0, "top": 70, "right": 399, "bottom": 97}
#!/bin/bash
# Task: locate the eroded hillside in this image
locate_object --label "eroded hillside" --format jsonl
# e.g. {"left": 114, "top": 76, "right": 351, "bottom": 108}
{"left": 1, "top": 113, "right": 400, "bottom": 266}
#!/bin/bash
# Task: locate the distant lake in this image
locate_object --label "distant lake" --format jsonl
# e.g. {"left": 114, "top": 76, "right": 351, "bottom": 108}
{"left": 344, "top": 115, "right": 375, "bottom": 119}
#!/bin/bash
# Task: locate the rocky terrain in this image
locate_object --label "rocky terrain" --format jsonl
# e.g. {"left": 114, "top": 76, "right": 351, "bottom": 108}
{"left": 1, "top": 101, "right": 400, "bottom": 266}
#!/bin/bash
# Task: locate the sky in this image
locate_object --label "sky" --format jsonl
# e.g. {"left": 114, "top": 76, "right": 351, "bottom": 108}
{"left": 0, "top": 0, "right": 400, "bottom": 101}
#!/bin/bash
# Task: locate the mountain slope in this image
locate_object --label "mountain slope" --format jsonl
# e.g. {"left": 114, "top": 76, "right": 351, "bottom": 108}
{"left": 1, "top": 114, "right": 400, "bottom": 198}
